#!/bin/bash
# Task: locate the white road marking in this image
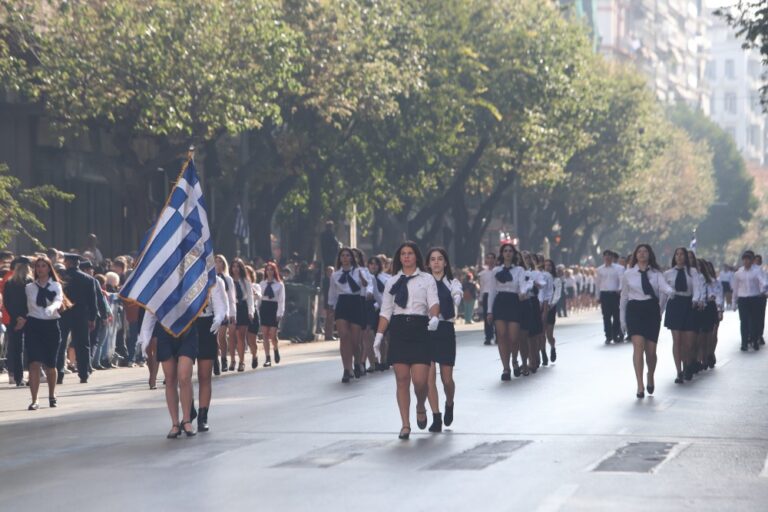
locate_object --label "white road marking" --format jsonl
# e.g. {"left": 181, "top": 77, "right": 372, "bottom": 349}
{"left": 760, "top": 452, "right": 768, "bottom": 478}
{"left": 651, "top": 442, "right": 689, "bottom": 474}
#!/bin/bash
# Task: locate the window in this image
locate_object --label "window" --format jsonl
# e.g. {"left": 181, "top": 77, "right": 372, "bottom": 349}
{"left": 725, "top": 59, "right": 735, "bottom": 79}
{"left": 706, "top": 60, "right": 717, "bottom": 80}
{"left": 725, "top": 93, "right": 737, "bottom": 113}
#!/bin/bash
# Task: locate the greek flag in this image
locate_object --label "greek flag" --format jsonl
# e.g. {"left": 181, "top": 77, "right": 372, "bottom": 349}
{"left": 689, "top": 236, "right": 697, "bottom": 252}
{"left": 233, "top": 203, "right": 249, "bottom": 240}
{"left": 119, "top": 159, "right": 215, "bottom": 337}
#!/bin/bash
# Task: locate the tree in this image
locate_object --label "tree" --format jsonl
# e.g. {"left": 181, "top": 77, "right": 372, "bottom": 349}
{"left": 716, "top": 2, "right": 768, "bottom": 106}
{"left": 667, "top": 104, "right": 756, "bottom": 252}
{"left": 0, "top": 163, "right": 73, "bottom": 249}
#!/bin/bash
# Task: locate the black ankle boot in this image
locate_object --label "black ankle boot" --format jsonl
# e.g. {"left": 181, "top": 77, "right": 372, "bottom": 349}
{"left": 198, "top": 407, "right": 210, "bottom": 432}
{"left": 428, "top": 413, "right": 443, "bottom": 433}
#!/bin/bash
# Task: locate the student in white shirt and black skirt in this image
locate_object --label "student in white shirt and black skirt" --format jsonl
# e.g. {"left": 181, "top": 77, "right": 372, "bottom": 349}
{"left": 328, "top": 248, "right": 368, "bottom": 382}
{"left": 374, "top": 242, "right": 440, "bottom": 440}
{"left": 424, "top": 247, "right": 463, "bottom": 433}
{"left": 259, "top": 262, "right": 285, "bottom": 367}
{"left": 542, "top": 259, "right": 562, "bottom": 364}
{"left": 229, "top": 258, "right": 255, "bottom": 372}
{"left": 20, "top": 256, "right": 69, "bottom": 410}
{"left": 620, "top": 244, "right": 677, "bottom": 399}
{"left": 662, "top": 248, "right": 701, "bottom": 384}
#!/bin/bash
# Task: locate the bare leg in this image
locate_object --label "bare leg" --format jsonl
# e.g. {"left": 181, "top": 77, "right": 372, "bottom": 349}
{"left": 45, "top": 366, "right": 57, "bottom": 399}
{"left": 177, "top": 356, "right": 194, "bottom": 424}
{"left": 227, "top": 324, "right": 236, "bottom": 363}
{"left": 246, "top": 332, "right": 259, "bottom": 363}
{"left": 495, "top": 321, "right": 510, "bottom": 372}
{"left": 671, "top": 331, "right": 682, "bottom": 374}
{"left": 632, "top": 336, "right": 646, "bottom": 394}
{"left": 162, "top": 359, "right": 179, "bottom": 427}
{"left": 440, "top": 365, "right": 455, "bottom": 406}
{"left": 411, "top": 364, "right": 430, "bottom": 412}
{"left": 197, "top": 359, "right": 213, "bottom": 408}
{"left": 29, "top": 362, "right": 41, "bottom": 404}
{"left": 508, "top": 322, "right": 521, "bottom": 367}
{"left": 236, "top": 326, "right": 247, "bottom": 365}
{"left": 147, "top": 339, "right": 159, "bottom": 388}
{"left": 645, "top": 341, "right": 657, "bottom": 388}
{"left": 427, "top": 363, "right": 440, "bottom": 413}
{"left": 393, "top": 364, "right": 412, "bottom": 429}
{"left": 336, "top": 320, "right": 353, "bottom": 372}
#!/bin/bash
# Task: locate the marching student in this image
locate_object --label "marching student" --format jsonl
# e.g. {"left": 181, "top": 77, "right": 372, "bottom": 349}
{"left": 686, "top": 250, "right": 707, "bottom": 376}
{"left": 214, "top": 255, "right": 237, "bottom": 374}
{"left": 22, "top": 256, "right": 69, "bottom": 410}
{"left": 754, "top": 255, "right": 766, "bottom": 346}
{"left": 193, "top": 274, "right": 228, "bottom": 432}
{"left": 595, "top": 249, "right": 624, "bottom": 344}
{"left": 328, "top": 248, "right": 367, "bottom": 382}
{"left": 229, "top": 258, "right": 254, "bottom": 372}
{"left": 245, "top": 265, "right": 262, "bottom": 369}
{"left": 424, "top": 247, "right": 463, "bottom": 433}
{"left": 719, "top": 264, "right": 734, "bottom": 311}
{"left": 702, "top": 260, "right": 723, "bottom": 368}
{"left": 373, "top": 241, "right": 439, "bottom": 440}
{"left": 366, "top": 256, "right": 390, "bottom": 371}
{"left": 620, "top": 244, "right": 677, "bottom": 399}
{"left": 542, "top": 259, "right": 561, "bottom": 364}
{"left": 352, "top": 248, "right": 373, "bottom": 376}
{"left": 731, "top": 250, "right": 766, "bottom": 352}
{"left": 662, "top": 248, "right": 701, "bottom": 384}
{"left": 4, "top": 256, "right": 33, "bottom": 387}
{"left": 486, "top": 243, "right": 531, "bottom": 380}
{"left": 259, "top": 262, "right": 285, "bottom": 367}
{"left": 520, "top": 252, "right": 546, "bottom": 372}
{"left": 478, "top": 253, "right": 497, "bottom": 345}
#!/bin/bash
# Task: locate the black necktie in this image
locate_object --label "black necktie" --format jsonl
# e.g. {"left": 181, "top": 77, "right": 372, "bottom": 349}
{"left": 640, "top": 269, "right": 657, "bottom": 300}
{"left": 218, "top": 273, "right": 229, "bottom": 291}
{"left": 390, "top": 274, "right": 415, "bottom": 308}
{"left": 36, "top": 283, "right": 56, "bottom": 308}
{"left": 496, "top": 267, "right": 513, "bottom": 283}
{"left": 339, "top": 270, "right": 360, "bottom": 293}
{"left": 436, "top": 278, "right": 455, "bottom": 320}
{"left": 376, "top": 276, "right": 385, "bottom": 293}
{"left": 264, "top": 282, "right": 275, "bottom": 299}
{"left": 235, "top": 281, "right": 244, "bottom": 301}
{"left": 675, "top": 268, "right": 687, "bottom": 292}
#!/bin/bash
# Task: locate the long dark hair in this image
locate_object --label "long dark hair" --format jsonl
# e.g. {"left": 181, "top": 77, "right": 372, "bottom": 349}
{"left": 230, "top": 257, "right": 248, "bottom": 281}
{"left": 426, "top": 247, "right": 454, "bottom": 281}
{"left": 335, "top": 247, "right": 357, "bottom": 270}
{"left": 544, "top": 259, "right": 556, "bottom": 276}
{"left": 32, "top": 256, "right": 72, "bottom": 310}
{"left": 631, "top": 244, "right": 660, "bottom": 271}
{"left": 687, "top": 250, "right": 698, "bottom": 269}
{"left": 698, "top": 259, "right": 713, "bottom": 284}
{"left": 671, "top": 247, "right": 691, "bottom": 276}
{"left": 351, "top": 248, "right": 366, "bottom": 268}
{"left": 367, "top": 256, "right": 383, "bottom": 276}
{"left": 497, "top": 243, "right": 519, "bottom": 267}
{"left": 391, "top": 241, "right": 424, "bottom": 275}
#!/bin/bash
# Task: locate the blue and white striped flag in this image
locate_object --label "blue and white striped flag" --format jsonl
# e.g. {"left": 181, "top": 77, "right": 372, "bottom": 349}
{"left": 119, "top": 159, "right": 216, "bottom": 337}
{"left": 233, "top": 203, "right": 249, "bottom": 240}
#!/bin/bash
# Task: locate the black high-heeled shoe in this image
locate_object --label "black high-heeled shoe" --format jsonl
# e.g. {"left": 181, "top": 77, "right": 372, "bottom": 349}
{"left": 541, "top": 350, "right": 549, "bottom": 366}
{"left": 228, "top": 362, "right": 235, "bottom": 372}
{"left": 28, "top": 402, "right": 39, "bottom": 411}
{"left": 416, "top": 409, "right": 428, "bottom": 430}
{"left": 398, "top": 426, "right": 411, "bottom": 440}
{"left": 636, "top": 391, "right": 645, "bottom": 399}
{"left": 674, "top": 372, "right": 684, "bottom": 384}
{"left": 513, "top": 365, "right": 522, "bottom": 377}
{"left": 428, "top": 413, "right": 442, "bottom": 433}
{"left": 646, "top": 384, "right": 655, "bottom": 395}
{"left": 213, "top": 358, "right": 221, "bottom": 375}
{"left": 166, "top": 424, "right": 181, "bottom": 439}
{"left": 274, "top": 349, "right": 281, "bottom": 364}
{"left": 197, "top": 407, "right": 210, "bottom": 432}
{"left": 251, "top": 356, "right": 258, "bottom": 369}
{"left": 501, "top": 370, "right": 512, "bottom": 381}
{"left": 180, "top": 420, "right": 197, "bottom": 437}
{"left": 353, "top": 366, "right": 362, "bottom": 379}
{"left": 444, "top": 402, "right": 454, "bottom": 426}
{"left": 550, "top": 346, "right": 557, "bottom": 362}
{"left": 49, "top": 396, "right": 57, "bottom": 408}
{"left": 341, "top": 370, "right": 352, "bottom": 383}
{"left": 221, "top": 356, "right": 228, "bottom": 372}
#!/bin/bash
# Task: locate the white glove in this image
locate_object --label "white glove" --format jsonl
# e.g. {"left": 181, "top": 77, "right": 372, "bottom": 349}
{"left": 373, "top": 332, "right": 383, "bottom": 362}
{"left": 44, "top": 305, "right": 57, "bottom": 318}
{"left": 138, "top": 334, "right": 151, "bottom": 358}
{"left": 210, "top": 319, "right": 222, "bottom": 334}
{"left": 428, "top": 316, "right": 440, "bottom": 331}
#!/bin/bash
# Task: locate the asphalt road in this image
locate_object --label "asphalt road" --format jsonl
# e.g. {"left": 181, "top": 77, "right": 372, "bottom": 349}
{"left": 0, "top": 311, "right": 766, "bottom": 512}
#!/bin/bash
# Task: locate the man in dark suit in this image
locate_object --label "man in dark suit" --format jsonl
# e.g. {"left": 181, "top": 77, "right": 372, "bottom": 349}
{"left": 57, "top": 253, "right": 97, "bottom": 384}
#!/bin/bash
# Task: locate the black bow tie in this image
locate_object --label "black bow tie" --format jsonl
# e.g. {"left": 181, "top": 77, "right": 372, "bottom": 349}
{"left": 640, "top": 269, "right": 657, "bottom": 300}
{"left": 496, "top": 267, "right": 513, "bottom": 283}
{"left": 436, "top": 278, "right": 455, "bottom": 320}
{"left": 264, "top": 282, "right": 275, "bottom": 299}
{"left": 390, "top": 274, "right": 416, "bottom": 308}
{"left": 674, "top": 268, "right": 687, "bottom": 292}
{"left": 36, "top": 283, "right": 56, "bottom": 308}
{"left": 339, "top": 270, "right": 360, "bottom": 293}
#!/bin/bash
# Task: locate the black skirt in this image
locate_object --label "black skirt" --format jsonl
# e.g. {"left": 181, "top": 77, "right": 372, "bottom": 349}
{"left": 365, "top": 299, "right": 379, "bottom": 330}
{"left": 248, "top": 309, "right": 261, "bottom": 334}
{"left": 626, "top": 299, "right": 662, "bottom": 342}
{"left": 721, "top": 281, "right": 732, "bottom": 294}
{"left": 492, "top": 292, "right": 522, "bottom": 323}
{"left": 699, "top": 301, "right": 718, "bottom": 333}
{"left": 259, "top": 300, "right": 279, "bottom": 327}
{"left": 664, "top": 295, "right": 696, "bottom": 332}
{"left": 387, "top": 315, "right": 431, "bottom": 366}
{"left": 335, "top": 294, "right": 364, "bottom": 326}
{"left": 429, "top": 321, "right": 456, "bottom": 366}
{"left": 24, "top": 317, "right": 61, "bottom": 368}
{"left": 156, "top": 324, "right": 198, "bottom": 362}
{"left": 235, "top": 300, "right": 250, "bottom": 326}
{"left": 546, "top": 306, "right": 557, "bottom": 326}
{"left": 525, "top": 297, "right": 544, "bottom": 336}
{"left": 196, "top": 316, "right": 218, "bottom": 360}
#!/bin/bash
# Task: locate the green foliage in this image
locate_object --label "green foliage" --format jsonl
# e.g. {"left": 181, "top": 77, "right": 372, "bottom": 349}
{"left": 0, "top": 163, "right": 74, "bottom": 249}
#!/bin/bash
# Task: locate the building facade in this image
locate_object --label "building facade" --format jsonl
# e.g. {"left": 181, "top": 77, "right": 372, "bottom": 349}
{"left": 595, "top": 0, "right": 710, "bottom": 112}
{"left": 706, "top": 15, "right": 766, "bottom": 166}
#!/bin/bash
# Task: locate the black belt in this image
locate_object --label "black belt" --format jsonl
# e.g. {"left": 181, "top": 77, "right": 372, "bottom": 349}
{"left": 392, "top": 314, "right": 427, "bottom": 322}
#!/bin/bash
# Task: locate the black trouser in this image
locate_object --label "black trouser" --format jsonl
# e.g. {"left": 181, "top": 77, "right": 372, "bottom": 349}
{"left": 600, "top": 291, "right": 621, "bottom": 340}
{"left": 737, "top": 296, "right": 762, "bottom": 346}
{"left": 759, "top": 297, "right": 767, "bottom": 341}
{"left": 7, "top": 326, "right": 24, "bottom": 384}
{"left": 58, "top": 311, "right": 91, "bottom": 380}
{"left": 482, "top": 293, "right": 494, "bottom": 342}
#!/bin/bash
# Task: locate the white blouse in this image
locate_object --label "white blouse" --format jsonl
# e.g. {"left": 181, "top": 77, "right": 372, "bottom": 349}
{"left": 25, "top": 279, "right": 64, "bottom": 320}
{"left": 704, "top": 280, "right": 724, "bottom": 311}
{"left": 233, "top": 277, "right": 255, "bottom": 317}
{"left": 259, "top": 280, "right": 285, "bottom": 317}
{"left": 200, "top": 276, "right": 229, "bottom": 321}
{"left": 486, "top": 265, "right": 532, "bottom": 313}
{"left": 662, "top": 267, "right": 702, "bottom": 301}
{"left": 379, "top": 269, "right": 439, "bottom": 321}
{"left": 539, "top": 272, "right": 555, "bottom": 305}
{"left": 620, "top": 266, "right": 676, "bottom": 328}
{"left": 370, "top": 272, "right": 392, "bottom": 309}
{"left": 435, "top": 275, "right": 463, "bottom": 322}
{"left": 219, "top": 274, "right": 237, "bottom": 319}
{"left": 328, "top": 267, "right": 370, "bottom": 307}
